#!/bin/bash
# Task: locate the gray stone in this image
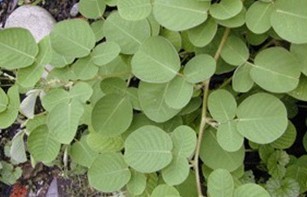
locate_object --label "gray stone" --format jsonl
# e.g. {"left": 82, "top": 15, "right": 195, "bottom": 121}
{"left": 5, "top": 5, "right": 55, "bottom": 42}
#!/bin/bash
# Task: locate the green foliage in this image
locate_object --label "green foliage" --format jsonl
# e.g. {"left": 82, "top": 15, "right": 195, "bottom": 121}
{"left": 1, "top": 0, "right": 307, "bottom": 196}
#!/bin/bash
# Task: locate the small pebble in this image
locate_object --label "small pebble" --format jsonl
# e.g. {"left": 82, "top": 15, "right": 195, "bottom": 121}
{"left": 70, "top": 3, "right": 79, "bottom": 17}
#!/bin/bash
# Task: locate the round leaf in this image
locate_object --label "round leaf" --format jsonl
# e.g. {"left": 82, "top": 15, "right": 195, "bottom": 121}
{"left": 234, "top": 183, "right": 270, "bottom": 197}
{"left": 0, "top": 88, "right": 8, "bottom": 113}
{"left": 165, "top": 76, "right": 194, "bottom": 109}
{"left": 290, "top": 44, "right": 307, "bottom": 76}
{"left": 200, "top": 128, "right": 245, "bottom": 172}
{"left": 236, "top": 93, "right": 288, "bottom": 144}
{"left": 246, "top": 1, "right": 274, "bottom": 34}
{"left": 132, "top": 36, "right": 180, "bottom": 83}
{"left": 42, "top": 88, "right": 70, "bottom": 112}
{"left": 103, "top": 12, "right": 151, "bottom": 54}
{"left": 270, "top": 121, "right": 297, "bottom": 149}
{"left": 28, "top": 125, "right": 61, "bottom": 163}
{"left": 208, "top": 89, "right": 237, "bottom": 122}
{"left": 127, "top": 170, "right": 147, "bottom": 196}
{"left": 171, "top": 125, "right": 197, "bottom": 158}
{"left": 0, "top": 28, "right": 38, "bottom": 69}
{"left": 87, "top": 132, "right": 124, "bottom": 153}
{"left": 250, "top": 47, "right": 301, "bottom": 93}
{"left": 217, "top": 120, "right": 244, "bottom": 152}
{"left": 124, "top": 125, "right": 173, "bottom": 173}
{"left": 207, "top": 169, "right": 234, "bottom": 197}
{"left": 88, "top": 153, "right": 131, "bottom": 192}
{"left": 183, "top": 54, "right": 216, "bottom": 84}
{"left": 221, "top": 35, "right": 249, "bottom": 66}
{"left": 151, "top": 184, "right": 180, "bottom": 197}
{"left": 71, "top": 56, "right": 98, "bottom": 80}
{"left": 153, "top": 0, "right": 210, "bottom": 31}
{"left": 162, "top": 155, "right": 190, "bottom": 186}
{"left": 270, "top": 0, "right": 307, "bottom": 44}
{"left": 91, "top": 42, "right": 121, "bottom": 66}
{"left": 215, "top": 8, "right": 246, "bottom": 28}
{"left": 79, "top": 0, "right": 106, "bottom": 19}
{"left": 138, "top": 82, "right": 181, "bottom": 122}
{"left": 92, "top": 94, "right": 133, "bottom": 136}
{"left": 232, "top": 63, "right": 254, "bottom": 93}
{"left": 288, "top": 75, "right": 307, "bottom": 101}
{"left": 209, "top": 0, "right": 243, "bottom": 20}
{"left": 0, "top": 86, "right": 20, "bottom": 129}
{"left": 50, "top": 19, "right": 96, "bottom": 58}
{"left": 118, "top": 0, "right": 152, "bottom": 21}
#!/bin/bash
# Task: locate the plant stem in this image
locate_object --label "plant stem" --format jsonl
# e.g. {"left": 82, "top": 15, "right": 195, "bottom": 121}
{"left": 193, "top": 28, "right": 230, "bottom": 196}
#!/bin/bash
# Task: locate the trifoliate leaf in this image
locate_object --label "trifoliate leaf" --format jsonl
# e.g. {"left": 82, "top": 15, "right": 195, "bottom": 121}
{"left": 124, "top": 125, "right": 173, "bottom": 173}
{"left": 88, "top": 153, "right": 131, "bottom": 192}
{"left": 132, "top": 36, "right": 180, "bottom": 83}
{"left": 237, "top": 93, "right": 288, "bottom": 144}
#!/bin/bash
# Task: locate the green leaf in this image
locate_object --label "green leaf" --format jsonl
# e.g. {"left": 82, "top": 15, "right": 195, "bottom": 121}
{"left": 209, "top": 0, "right": 243, "bottom": 20}
{"left": 71, "top": 56, "right": 98, "bottom": 80}
{"left": 232, "top": 63, "right": 254, "bottom": 93}
{"left": 28, "top": 125, "right": 61, "bottom": 163}
{"left": 100, "top": 77, "right": 127, "bottom": 96}
{"left": 86, "top": 132, "right": 124, "bottom": 153}
{"left": 153, "top": 0, "right": 210, "bottom": 31}
{"left": 208, "top": 89, "right": 237, "bottom": 122}
{"left": 266, "top": 178, "right": 300, "bottom": 197}
{"left": 124, "top": 125, "right": 173, "bottom": 173}
{"left": 267, "top": 150, "right": 288, "bottom": 179}
{"left": 47, "top": 100, "right": 84, "bottom": 144}
{"left": 79, "top": 0, "right": 106, "bottom": 19}
{"left": 127, "top": 170, "right": 147, "bottom": 195}
{"left": 10, "top": 131, "right": 27, "bottom": 163}
{"left": 165, "top": 76, "right": 193, "bottom": 109}
{"left": 0, "top": 87, "right": 8, "bottom": 113}
{"left": 98, "top": 56, "right": 131, "bottom": 79}
{"left": 207, "top": 169, "right": 234, "bottom": 197}
{"left": 50, "top": 49, "right": 74, "bottom": 68}
{"left": 91, "top": 42, "right": 121, "bottom": 66}
{"left": 118, "top": 0, "right": 152, "bottom": 21}
{"left": 162, "top": 155, "right": 190, "bottom": 186}
{"left": 187, "top": 17, "right": 218, "bottom": 48}
{"left": 160, "top": 28, "right": 182, "bottom": 52}
{"left": 0, "top": 28, "right": 38, "bottom": 69}
{"left": 246, "top": 1, "right": 274, "bottom": 34}
{"left": 250, "top": 47, "right": 301, "bottom": 93}
{"left": 286, "top": 162, "right": 307, "bottom": 193}
{"left": 288, "top": 75, "right": 307, "bottom": 101}
{"left": 50, "top": 19, "right": 96, "bottom": 58}
{"left": 91, "top": 94, "right": 133, "bottom": 136}
{"left": 236, "top": 93, "right": 288, "bottom": 144}
{"left": 151, "top": 184, "right": 180, "bottom": 197}
{"left": 42, "top": 88, "right": 70, "bottom": 112}
{"left": 200, "top": 128, "right": 245, "bottom": 172}
{"left": 217, "top": 120, "right": 244, "bottom": 152}
{"left": 234, "top": 183, "right": 270, "bottom": 197}
{"left": 270, "top": 121, "right": 296, "bottom": 149}
{"left": 221, "top": 35, "right": 249, "bottom": 66}
{"left": 171, "top": 125, "right": 197, "bottom": 158}
{"left": 183, "top": 54, "right": 216, "bottom": 84}
{"left": 70, "top": 136, "right": 98, "bottom": 168}
{"left": 270, "top": 0, "right": 307, "bottom": 44}
{"left": 70, "top": 82, "right": 93, "bottom": 103}
{"left": 17, "top": 36, "right": 53, "bottom": 88}
{"left": 103, "top": 12, "right": 151, "bottom": 54}
{"left": 215, "top": 8, "right": 246, "bottom": 28}
{"left": 290, "top": 44, "right": 307, "bottom": 76}
{"left": 88, "top": 153, "right": 131, "bottom": 192}
{"left": 176, "top": 171, "right": 198, "bottom": 197}
{"left": 132, "top": 36, "right": 180, "bottom": 83}
{"left": 0, "top": 86, "right": 20, "bottom": 129}
{"left": 138, "top": 82, "right": 180, "bottom": 122}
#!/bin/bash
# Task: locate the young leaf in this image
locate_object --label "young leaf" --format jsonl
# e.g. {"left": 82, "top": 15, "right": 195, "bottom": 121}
{"left": 183, "top": 54, "right": 216, "bottom": 84}
{"left": 50, "top": 19, "right": 96, "bottom": 58}
{"left": 78, "top": 0, "right": 106, "bottom": 19}
{"left": 165, "top": 76, "right": 193, "bottom": 109}
{"left": 270, "top": 0, "right": 307, "bottom": 44}
{"left": 0, "top": 28, "right": 38, "bottom": 69}
{"left": 103, "top": 12, "right": 151, "bottom": 54}
{"left": 88, "top": 153, "right": 131, "bottom": 192}
{"left": 91, "top": 94, "right": 133, "bottom": 136}
{"left": 207, "top": 169, "right": 234, "bottom": 197}
{"left": 209, "top": 0, "right": 243, "bottom": 20}
{"left": 266, "top": 178, "right": 300, "bottom": 197}
{"left": 208, "top": 89, "right": 237, "bottom": 122}
{"left": 132, "top": 36, "right": 180, "bottom": 83}
{"left": 250, "top": 47, "right": 301, "bottom": 93}
{"left": 236, "top": 93, "right": 288, "bottom": 144}
{"left": 138, "top": 82, "right": 181, "bottom": 122}
{"left": 234, "top": 183, "right": 270, "bottom": 197}
{"left": 47, "top": 100, "right": 84, "bottom": 144}
{"left": 200, "top": 128, "right": 245, "bottom": 172}
{"left": 91, "top": 42, "right": 121, "bottom": 66}
{"left": 246, "top": 1, "right": 274, "bottom": 34}
{"left": 151, "top": 184, "right": 180, "bottom": 197}
{"left": 117, "top": 0, "right": 152, "bottom": 21}
{"left": 28, "top": 125, "right": 61, "bottom": 163}
{"left": 153, "top": 0, "right": 210, "bottom": 31}
{"left": 124, "top": 125, "right": 173, "bottom": 173}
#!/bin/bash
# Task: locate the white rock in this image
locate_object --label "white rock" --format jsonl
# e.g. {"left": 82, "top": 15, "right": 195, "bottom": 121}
{"left": 5, "top": 5, "right": 55, "bottom": 42}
